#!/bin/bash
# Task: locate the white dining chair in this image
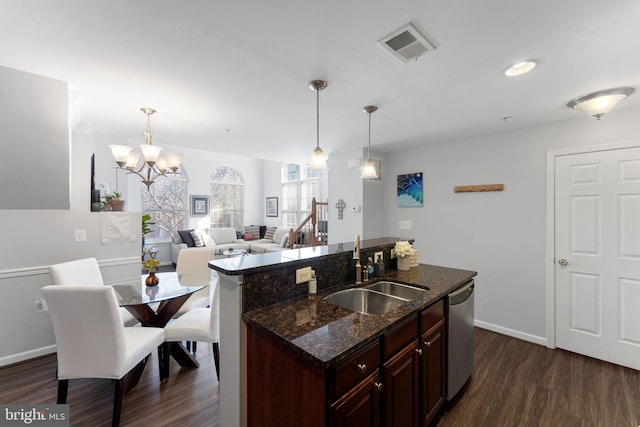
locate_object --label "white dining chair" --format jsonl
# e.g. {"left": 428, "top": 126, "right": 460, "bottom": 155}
{"left": 163, "top": 278, "right": 220, "bottom": 380}
{"left": 173, "top": 247, "right": 215, "bottom": 317}
{"left": 49, "top": 257, "right": 139, "bottom": 327}
{"left": 41, "top": 285, "right": 165, "bottom": 427}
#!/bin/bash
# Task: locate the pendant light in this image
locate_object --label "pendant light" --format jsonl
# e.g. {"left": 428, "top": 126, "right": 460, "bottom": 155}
{"left": 361, "top": 105, "right": 378, "bottom": 179}
{"left": 308, "top": 80, "right": 328, "bottom": 170}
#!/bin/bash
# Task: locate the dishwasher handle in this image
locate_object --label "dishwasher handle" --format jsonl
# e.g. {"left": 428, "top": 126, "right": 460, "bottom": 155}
{"left": 449, "top": 280, "right": 474, "bottom": 305}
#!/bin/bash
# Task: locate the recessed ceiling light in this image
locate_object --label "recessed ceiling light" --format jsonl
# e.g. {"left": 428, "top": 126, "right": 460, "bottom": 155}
{"left": 503, "top": 60, "right": 538, "bottom": 77}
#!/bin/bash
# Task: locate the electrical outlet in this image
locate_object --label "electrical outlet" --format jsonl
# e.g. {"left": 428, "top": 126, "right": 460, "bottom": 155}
{"left": 34, "top": 298, "right": 48, "bottom": 313}
{"left": 374, "top": 251, "right": 383, "bottom": 262}
{"left": 296, "top": 266, "right": 312, "bottom": 284}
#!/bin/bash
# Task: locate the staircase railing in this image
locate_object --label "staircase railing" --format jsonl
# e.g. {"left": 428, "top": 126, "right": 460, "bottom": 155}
{"left": 288, "top": 198, "right": 328, "bottom": 248}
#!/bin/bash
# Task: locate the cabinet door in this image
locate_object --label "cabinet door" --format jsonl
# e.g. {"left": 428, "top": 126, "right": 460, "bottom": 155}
{"left": 330, "top": 370, "right": 381, "bottom": 427}
{"left": 383, "top": 340, "right": 420, "bottom": 427}
{"left": 420, "top": 324, "right": 445, "bottom": 425}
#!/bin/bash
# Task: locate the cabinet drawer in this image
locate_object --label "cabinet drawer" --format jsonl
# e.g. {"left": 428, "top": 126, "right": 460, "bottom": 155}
{"left": 329, "top": 339, "right": 380, "bottom": 401}
{"left": 420, "top": 299, "right": 444, "bottom": 334}
{"left": 383, "top": 313, "right": 418, "bottom": 359}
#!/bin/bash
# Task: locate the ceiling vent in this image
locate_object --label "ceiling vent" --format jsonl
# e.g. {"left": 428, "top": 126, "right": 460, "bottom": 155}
{"left": 378, "top": 23, "right": 435, "bottom": 63}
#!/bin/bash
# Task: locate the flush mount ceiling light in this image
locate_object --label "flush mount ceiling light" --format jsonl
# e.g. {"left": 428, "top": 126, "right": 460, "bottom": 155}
{"left": 503, "top": 60, "right": 538, "bottom": 77}
{"left": 109, "top": 107, "right": 183, "bottom": 190}
{"left": 567, "top": 87, "right": 635, "bottom": 120}
{"left": 308, "top": 80, "right": 328, "bottom": 171}
{"left": 361, "top": 105, "right": 378, "bottom": 179}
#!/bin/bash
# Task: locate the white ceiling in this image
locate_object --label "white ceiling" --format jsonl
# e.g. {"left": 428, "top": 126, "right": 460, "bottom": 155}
{"left": 2, "top": 0, "right": 640, "bottom": 164}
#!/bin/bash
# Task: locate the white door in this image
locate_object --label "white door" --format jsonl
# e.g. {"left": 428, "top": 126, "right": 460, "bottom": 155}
{"left": 555, "top": 146, "right": 640, "bottom": 369}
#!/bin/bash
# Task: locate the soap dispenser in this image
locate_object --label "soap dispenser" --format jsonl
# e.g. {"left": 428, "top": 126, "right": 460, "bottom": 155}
{"left": 375, "top": 254, "right": 385, "bottom": 277}
{"left": 367, "top": 257, "right": 374, "bottom": 279}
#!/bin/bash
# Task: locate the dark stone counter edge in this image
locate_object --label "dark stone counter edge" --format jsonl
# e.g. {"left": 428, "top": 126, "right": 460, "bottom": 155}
{"left": 208, "top": 237, "right": 412, "bottom": 276}
{"left": 243, "top": 264, "right": 477, "bottom": 369}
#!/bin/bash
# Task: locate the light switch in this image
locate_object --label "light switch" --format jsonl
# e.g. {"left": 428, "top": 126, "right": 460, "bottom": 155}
{"left": 74, "top": 229, "right": 87, "bottom": 242}
{"left": 399, "top": 220, "right": 412, "bottom": 229}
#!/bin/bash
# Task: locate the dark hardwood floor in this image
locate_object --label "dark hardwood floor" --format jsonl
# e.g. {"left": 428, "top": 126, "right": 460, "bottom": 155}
{"left": 2, "top": 328, "right": 639, "bottom": 426}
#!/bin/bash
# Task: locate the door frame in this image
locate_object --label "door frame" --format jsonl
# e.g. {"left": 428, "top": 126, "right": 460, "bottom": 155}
{"left": 545, "top": 139, "right": 640, "bottom": 349}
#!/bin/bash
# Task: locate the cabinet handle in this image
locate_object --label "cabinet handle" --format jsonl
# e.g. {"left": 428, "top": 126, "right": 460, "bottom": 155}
{"left": 415, "top": 348, "right": 423, "bottom": 356}
{"left": 374, "top": 382, "right": 383, "bottom": 392}
{"left": 424, "top": 341, "right": 432, "bottom": 347}
{"left": 357, "top": 363, "right": 366, "bottom": 373}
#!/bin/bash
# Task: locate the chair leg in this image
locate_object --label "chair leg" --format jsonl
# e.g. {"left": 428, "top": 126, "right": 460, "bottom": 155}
{"left": 192, "top": 341, "right": 197, "bottom": 353}
{"left": 157, "top": 345, "right": 165, "bottom": 381}
{"left": 186, "top": 341, "right": 191, "bottom": 352}
{"left": 113, "top": 378, "right": 125, "bottom": 427}
{"left": 212, "top": 342, "right": 220, "bottom": 380}
{"left": 57, "top": 379, "right": 68, "bottom": 404}
{"left": 162, "top": 343, "right": 171, "bottom": 380}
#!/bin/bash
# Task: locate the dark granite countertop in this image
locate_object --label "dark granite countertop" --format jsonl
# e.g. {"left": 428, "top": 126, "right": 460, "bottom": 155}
{"left": 208, "top": 237, "right": 409, "bottom": 276}
{"left": 242, "top": 263, "right": 477, "bottom": 368}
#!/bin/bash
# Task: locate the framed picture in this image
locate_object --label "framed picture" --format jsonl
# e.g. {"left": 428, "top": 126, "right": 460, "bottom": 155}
{"left": 190, "top": 195, "right": 210, "bottom": 217}
{"left": 397, "top": 172, "right": 423, "bottom": 207}
{"left": 266, "top": 197, "right": 278, "bottom": 217}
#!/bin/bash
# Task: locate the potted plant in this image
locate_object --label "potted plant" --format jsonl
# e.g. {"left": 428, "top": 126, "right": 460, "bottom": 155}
{"left": 141, "top": 214, "right": 155, "bottom": 248}
{"left": 108, "top": 191, "right": 125, "bottom": 211}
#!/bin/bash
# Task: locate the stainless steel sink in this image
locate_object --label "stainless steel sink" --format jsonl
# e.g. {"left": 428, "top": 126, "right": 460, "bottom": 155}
{"left": 365, "top": 281, "right": 429, "bottom": 301}
{"left": 324, "top": 288, "right": 407, "bottom": 315}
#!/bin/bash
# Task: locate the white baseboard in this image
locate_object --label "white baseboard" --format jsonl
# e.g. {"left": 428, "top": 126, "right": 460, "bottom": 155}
{"left": 0, "top": 345, "right": 56, "bottom": 368}
{"left": 474, "top": 320, "right": 548, "bottom": 347}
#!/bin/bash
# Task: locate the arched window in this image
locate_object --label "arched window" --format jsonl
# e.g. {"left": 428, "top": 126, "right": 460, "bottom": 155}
{"left": 141, "top": 167, "right": 188, "bottom": 242}
{"left": 210, "top": 166, "right": 244, "bottom": 229}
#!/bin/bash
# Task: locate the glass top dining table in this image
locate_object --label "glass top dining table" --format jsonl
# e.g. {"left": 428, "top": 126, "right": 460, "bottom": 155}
{"left": 111, "top": 271, "right": 211, "bottom": 306}
{"left": 109, "top": 271, "right": 214, "bottom": 381}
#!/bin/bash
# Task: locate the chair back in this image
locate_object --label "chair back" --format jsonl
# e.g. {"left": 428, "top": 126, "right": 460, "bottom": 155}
{"left": 49, "top": 258, "right": 104, "bottom": 286}
{"left": 41, "top": 285, "right": 128, "bottom": 380}
{"left": 210, "top": 279, "right": 220, "bottom": 341}
{"left": 176, "top": 247, "right": 214, "bottom": 275}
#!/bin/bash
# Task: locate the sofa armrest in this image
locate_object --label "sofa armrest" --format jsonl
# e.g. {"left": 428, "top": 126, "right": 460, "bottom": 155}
{"left": 170, "top": 242, "right": 188, "bottom": 264}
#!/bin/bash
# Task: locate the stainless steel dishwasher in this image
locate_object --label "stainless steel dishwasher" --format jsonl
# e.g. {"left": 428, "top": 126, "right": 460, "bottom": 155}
{"left": 446, "top": 279, "right": 475, "bottom": 401}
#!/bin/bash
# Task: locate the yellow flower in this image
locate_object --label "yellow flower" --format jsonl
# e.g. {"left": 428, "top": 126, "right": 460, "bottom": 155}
{"left": 142, "top": 258, "right": 161, "bottom": 271}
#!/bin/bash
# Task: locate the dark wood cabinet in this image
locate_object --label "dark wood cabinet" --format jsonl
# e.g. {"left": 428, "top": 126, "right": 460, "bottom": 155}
{"left": 330, "top": 370, "right": 381, "bottom": 427}
{"left": 383, "top": 340, "right": 420, "bottom": 427}
{"left": 246, "top": 298, "right": 446, "bottom": 427}
{"left": 420, "top": 302, "right": 445, "bottom": 426}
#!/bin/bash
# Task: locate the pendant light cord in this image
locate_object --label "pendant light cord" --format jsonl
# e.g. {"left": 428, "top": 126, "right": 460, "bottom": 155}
{"left": 316, "top": 87, "right": 320, "bottom": 149}
{"left": 367, "top": 112, "right": 371, "bottom": 160}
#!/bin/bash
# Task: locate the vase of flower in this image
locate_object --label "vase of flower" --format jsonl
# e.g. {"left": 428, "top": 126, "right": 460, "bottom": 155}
{"left": 394, "top": 240, "right": 415, "bottom": 271}
{"left": 397, "top": 255, "right": 411, "bottom": 271}
{"left": 145, "top": 271, "right": 160, "bottom": 286}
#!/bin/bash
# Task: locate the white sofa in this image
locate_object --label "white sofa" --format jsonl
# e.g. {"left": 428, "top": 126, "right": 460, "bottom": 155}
{"left": 170, "top": 227, "right": 251, "bottom": 263}
{"left": 248, "top": 226, "right": 291, "bottom": 253}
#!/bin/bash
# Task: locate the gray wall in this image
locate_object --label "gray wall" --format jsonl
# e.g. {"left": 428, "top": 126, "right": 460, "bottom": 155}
{"left": 0, "top": 66, "right": 70, "bottom": 209}
{"left": 382, "top": 106, "right": 640, "bottom": 343}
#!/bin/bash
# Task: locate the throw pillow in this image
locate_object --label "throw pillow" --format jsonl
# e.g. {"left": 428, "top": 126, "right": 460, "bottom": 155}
{"left": 202, "top": 233, "right": 215, "bottom": 247}
{"left": 171, "top": 230, "right": 183, "bottom": 244}
{"left": 280, "top": 234, "right": 289, "bottom": 248}
{"left": 244, "top": 225, "right": 260, "bottom": 238}
{"left": 244, "top": 232, "right": 254, "bottom": 241}
{"left": 190, "top": 230, "right": 205, "bottom": 247}
{"left": 178, "top": 229, "right": 196, "bottom": 247}
{"left": 236, "top": 231, "right": 243, "bottom": 239}
{"left": 263, "top": 227, "right": 277, "bottom": 241}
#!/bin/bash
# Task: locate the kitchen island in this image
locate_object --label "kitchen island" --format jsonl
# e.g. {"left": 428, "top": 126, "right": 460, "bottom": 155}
{"left": 209, "top": 237, "right": 476, "bottom": 427}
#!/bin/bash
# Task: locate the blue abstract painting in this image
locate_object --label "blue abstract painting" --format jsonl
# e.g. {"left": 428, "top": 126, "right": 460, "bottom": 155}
{"left": 397, "top": 173, "right": 423, "bottom": 207}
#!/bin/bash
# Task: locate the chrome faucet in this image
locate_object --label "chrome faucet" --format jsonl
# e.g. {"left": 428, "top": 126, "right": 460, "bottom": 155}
{"left": 354, "top": 234, "right": 362, "bottom": 284}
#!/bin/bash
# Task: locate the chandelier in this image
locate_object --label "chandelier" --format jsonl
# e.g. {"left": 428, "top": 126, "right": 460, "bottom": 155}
{"left": 109, "top": 107, "right": 183, "bottom": 190}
